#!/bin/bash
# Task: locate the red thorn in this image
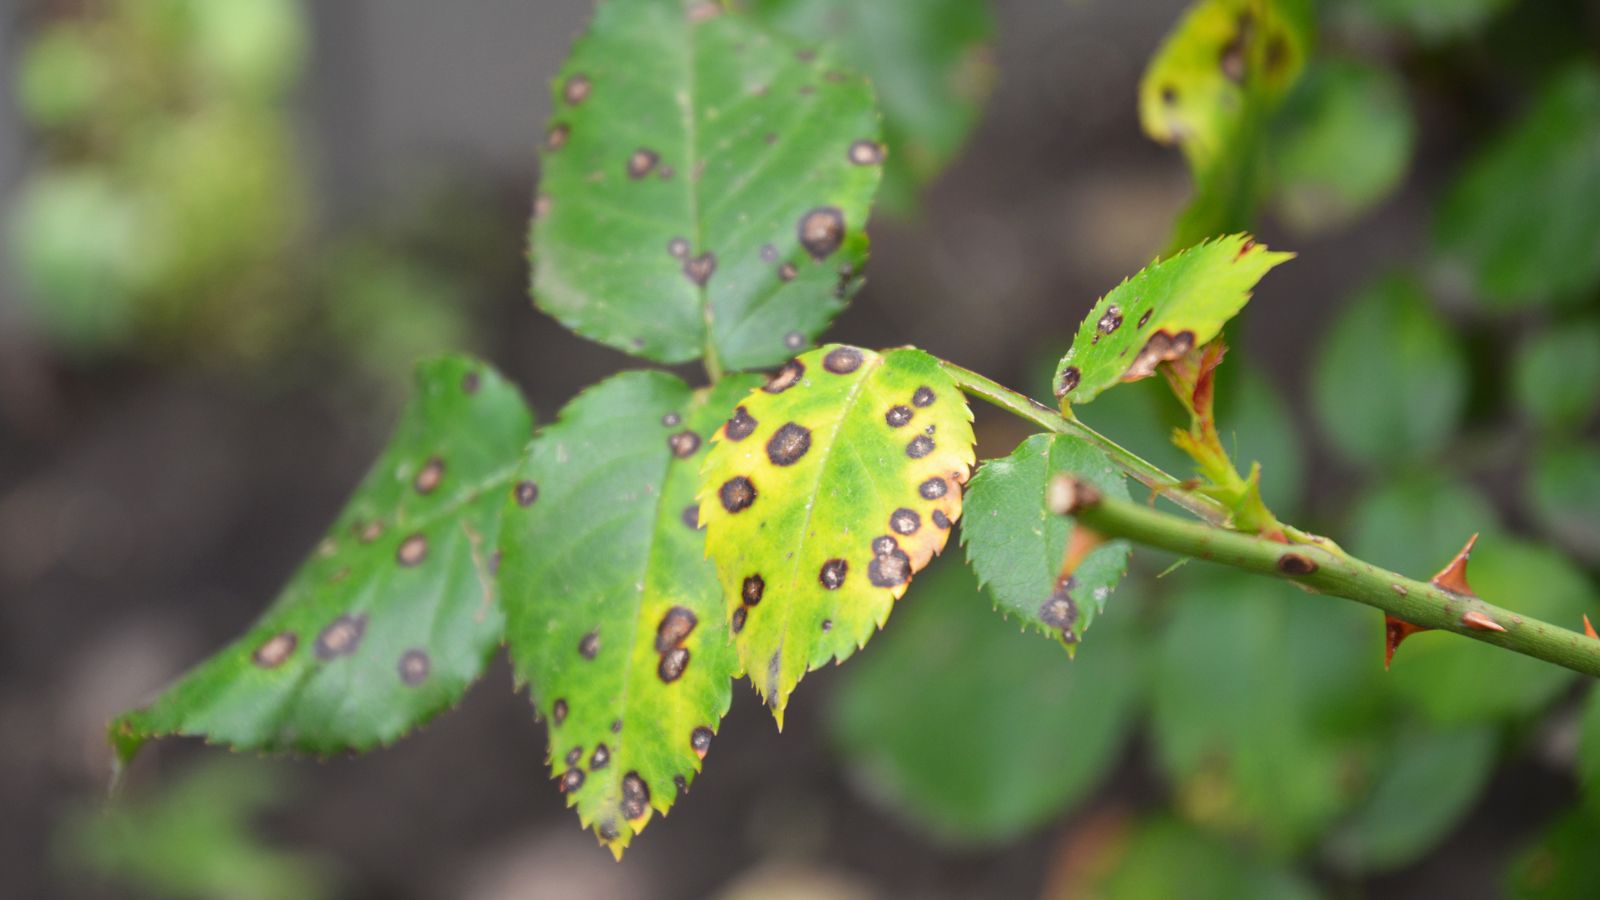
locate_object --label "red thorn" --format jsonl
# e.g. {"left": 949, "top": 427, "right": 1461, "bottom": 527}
{"left": 1384, "top": 614, "right": 1429, "bottom": 669}
{"left": 1585, "top": 615, "right": 1597, "bottom": 640}
{"left": 1429, "top": 534, "right": 1478, "bottom": 595}
{"left": 1460, "top": 610, "right": 1505, "bottom": 633}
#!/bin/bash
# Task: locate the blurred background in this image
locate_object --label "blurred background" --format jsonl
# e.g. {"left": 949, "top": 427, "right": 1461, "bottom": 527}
{"left": 3, "top": 0, "right": 1599, "bottom": 897}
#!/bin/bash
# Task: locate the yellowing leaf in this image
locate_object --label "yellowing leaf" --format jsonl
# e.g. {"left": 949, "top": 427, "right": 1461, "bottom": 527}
{"left": 698, "top": 345, "right": 975, "bottom": 725}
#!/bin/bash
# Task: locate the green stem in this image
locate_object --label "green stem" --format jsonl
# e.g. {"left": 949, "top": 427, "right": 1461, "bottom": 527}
{"left": 1054, "top": 477, "right": 1600, "bottom": 679}
{"left": 939, "top": 359, "right": 1229, "bottom": 525}
{"left": 702, "top": 342, "right": 724, "bottom": 384}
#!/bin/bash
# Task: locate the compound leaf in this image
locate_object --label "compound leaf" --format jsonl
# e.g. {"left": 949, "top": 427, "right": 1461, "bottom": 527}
{"left": 746, "top": 0, "right": 996, "bottom": 214}
{"left": 1052, "top": 234, "right": 1291, "bottom": 407}
{"left": 699, "top": 345, "right": 975, "bottom": 725}
{"left": 828, "top": 557, "right": 1141, "bottom": 845}
{"left": 531, "top": 0, "right": 883, "bottom": 370}
{"left": 498, "top": 370, "right": 761, "bottom": 857}
{"left": 961, "top": 433, "right": 1132, "bottom": 648}
{"left": 1436, "top": 64, "right": 1600, "bottom": 308}
{"left": 112, "top": 356, "right": 533, "bottom": 763}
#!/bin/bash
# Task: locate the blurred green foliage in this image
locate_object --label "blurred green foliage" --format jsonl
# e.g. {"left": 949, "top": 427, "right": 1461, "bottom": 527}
{"left": 58, "top": 760, "right": 336, "bottom": 900}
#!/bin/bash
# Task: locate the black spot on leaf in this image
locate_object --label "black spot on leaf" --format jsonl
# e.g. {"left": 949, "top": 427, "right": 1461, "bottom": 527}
{"left": 906, "top": 435, "right": 935, "bottom": 458}
{"left": 413, "top": 456, "right": 445, "bottom": 494}
{"left": 396, "top": 533, "right": 428, "bottom": 567}
{"left": 314, "top": 614, "right": 367, "bottom": 660}
{"left": 398, "top": 648, "right": 431, "bottom": 685}
{"left": 798, "top": 207, "right": 846, "bottom": 260}
{"left": 553, "top": 698, "right": 568, "bottom": 725}
{"left": 561, "top": 768, "right": 585, "bottom": 793}
{"left": 719, "top": 477, "right": 756, "bottom": 513}
{"left": 627, "top": 148, "right": 660, "bottom": 179}
{"left": 546, "top": 123, "right": 570, "bottom": 151}
{"left": 667, "top": 236, "right": 690, "bottom": 259}
{"left": 565, "top": 746, "right": 583, "bottom": 767}
{"left": 848, "top": 139, "right": 884, "bottom": 165}
{"left": 725, "top": 405, "right": 758, "bottom": 440}
{"left": 591, "top": 743, "right": 611, "bottom": 770}
{"left": 764, "top": 360, "right": 805, "bottom": 392}
{"left": 742, "top": 574, "right": 765, "bottom": 604}
{"left": 919, "top": 477, "right": 948, "bottom": 500}
{"left": 890, "top": 508, "right": 920, "bottom": 535}
{"left": 823, "top": 346, "right": 863, "bottom": 374}
{"left": 869, "top": 548, "right": 911, "bottom": 588}
{"left": 563, "top": 74, "right": 591, "bottom": 105}
{"left": 578, "top": 630, "right": 600, "bottom": 660}
{"left": 731, "top": 606, "right": 748, "bottom": 633}
{"left": 766, "top": 422, "right": 812, "bottom": 466}
{"left": 691, "top": 727, "right": 713, "bottom": 759}
{"left": 931, "top": 509, "right": 951, "bottom": 529}
{"left": 669, "top": 430, "right": 701, "bottom": 458}
{"left": 683, "top": 252, "right": 717, "bottom": 286}
{"left": 658, "top": 647, "right": 690, "bottom": 682}
{"left": 515, "top": 481, "right": 539, "bottom": 506}
{"left": 819, "top": 558, "right": 849, "bottom": 590}
{"left": 681, "top": 505, "right": 701, "bottom": 529}
{"left": 656, "top": 607, "right": 699, "bottom": 653}
{"left": 1098, "top": 305, "right": 1124, "bottom": 335}
{"left": 885, "top": 405, "right": 912, "bottom": 427}
{"left": 621, "top": 772, "right": 651, "bottom": 820}
{"left": 1055, "top": 366, "right": 1081, "bottom": 398}
{"left": 252, "top": 632, "right": 296, "bottom": 669}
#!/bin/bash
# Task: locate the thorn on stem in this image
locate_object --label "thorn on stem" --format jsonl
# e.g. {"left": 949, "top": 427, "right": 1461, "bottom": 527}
{"left": 1430, "top": 533, "right": 1478, "bottom": 595}
{"left": 1384, "top": 614, "right": 1429, "bottom": 669}
{"left": 1460, "top": 610, "right": 1505, "bottom": 633}
{"left": 1585, "top": 615, "right": 1597, "bottom": 640}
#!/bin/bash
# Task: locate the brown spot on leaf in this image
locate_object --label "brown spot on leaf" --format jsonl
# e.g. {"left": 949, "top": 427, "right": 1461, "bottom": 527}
{"left": 627, "top": 148, "right": 660, "bottom": 179}
{"left": 1122, "top": 330, "right": 1195, "bottom": 381}
{"left": 659, "top": 647, "right": 691, "bottom": 682}
{"left": 823, "top": 346, "right": 863, "bottom": 374}
{"left": 931, "top": 509, "right": 952, "bottom": 529}
{"left": 885, "top": 405, "right": 913, "bottom": 427}
{"left": 1138, "top": 309, "right": 1152, "bottom": 327}
{"left": 919, "top": 477, "right": 948, "bottom": 500}
{"left": 579, "top": 630, "right": 600, "bottom": 660}
{"left": 252, "top": 632, "right": 297, "bottom": 668}
{"left": 1055, "top": 366, "right": 1081, "bottom": 398}
{"left": 656, "top": 606, "right": 699, "bottom": 653}
{"left": 719, "top": 476, "right": 756, "bottom": 513}
{"left": 869, "top": 548, "right": 911, "bottom": 588}
{"left": 906, "top": 435, "right": 935, "bottom": 458}
{"left": 683, "top": 252, "right": 717, "bottom": 286}
{"left": 621, "top": 772, "right": 651, "bottom": 820}
{"left": 1039, "top": 584, "right": 1078, "bottom": 634}
{"left": 552, "top": 698, "right": 568, "bottom": 725}
{"left": 778, "top": 262, "right": 798, "bottom": 282}
{"left": 725, "top": 406, "right": 758, "bottom": 441}
{"left": 397, "top": 533, "right": 428, "bottom": 567}
{"left": 515, "top": 480, "right": 539, "bottom": 506}
{"left": 764, "top": 360, "right": 805, "bottom": 393}
{"left": 563, "top": 74, "right": 591, "bottom": 105}
{"left": 1098, "top": 305, "right": 1124, "bottom": 335}
{"left": 798, "top": 207, "right": 846, "bottom": 260}
{"left": 742, "top": 574, "right": 765, "bottom": 604}
{"left": 358, "top": 519, "right": 385, "bottom": 543}
{"left": 591, "top": 743, "right": 611, "bottom": 770}
{"left": 414, "top": 456, "right": 445, "bottom": 494}
{"left": 669, "top": 430, "right": 701, "bottom": 458}
{"left": 731, "top": 606, "right": 747, "bottom": 634}
{"left": 912, "top": 386, "right": 936, "bottom": 407}
{"left": 766, "top": 422, "right": 812, "bottom": 466}
{"left": 848, "top": 139, "right": 884, "bottom": 165}
{"left": 890, "top": 508, "right": 920, "bottom": 535}
{"left": 691, "top": 727, "right": 713, "bottom": 759}
{"left": 398, "top": 648, "right": 430, "bottom": 685}
{"left": 565, "top": 746, "right": 583, "bottom": 767}
{"left": 315, "top": 614, "right": 367, "bottom": 660}
{"left": 561, "top": 768, "right": 585, "bottom": 793}
{"left": 819, "top": 558, "right": 849, "bottom": 590}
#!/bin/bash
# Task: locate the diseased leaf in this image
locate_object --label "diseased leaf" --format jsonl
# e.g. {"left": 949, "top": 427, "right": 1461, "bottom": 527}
{"left": 112, "top": 356, "right": 533, "bottom": 762}
{"left": 699, "top": 344, "right": 975, "bottom": 725}
{"left": 1526, "top": 441, "right": 1600, "bottom": 565}
{"left": 1388, "top": 540, "right": 1592, "bottom": 724}
{"left": 1436, "top": 64, "right": 1600, "bottom": 308}
{"left": 746, "top": 0, "right": 996, "bottom": 214}
{"left": 1326, "top": 725, "right": 1498, "bottom": 873}
{"left": 1310, "top": 275, "right": 1467, "bottom": 468}
{"left": 531, "top": 0, "right": 883, "bottom": 370}
{"left": 498, "top": 370, "right": 761, "bottom": 857}
{"left": 961, "top": 433, "right": 1132, "bottom": 648}
{"left": 1140, "top": 0, "right": 1310, "bottom": 248}
{"left": 1052, "top": 234, "right": 1291, "bottom": 407}
{"left": 1514, "top": 320, "right": 1600, "bottom": 433}
{"left": 828, "top": 557, "right": 1141, "bottom": 845}
{"left": 1269, "top": 58, "right": 1415, "bottom": 233}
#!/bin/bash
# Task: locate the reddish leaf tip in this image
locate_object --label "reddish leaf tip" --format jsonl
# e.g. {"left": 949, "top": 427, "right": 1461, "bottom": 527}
{"left": 1460, "top": 610, "right": 1506, "bottom": 633}
{"left": 1429, "top": 533, "right": 1479, "bottom": 595}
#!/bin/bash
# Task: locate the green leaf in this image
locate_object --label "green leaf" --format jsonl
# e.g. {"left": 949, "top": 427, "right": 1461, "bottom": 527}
{"left": 1052, "top": 234, "right": 1292, "bottom": 406}
{"left": 1140, "top": 0, "right": 1311, "bottom": 248}
{"left": 1348, "top": 473, "right": 1502, "bottom": 577}
{"left": 1526, "top": 441, "right": 1600, "bottom": 564}
{"left": 1508, "top": 807, "right": 1600, "bottom": 900}
{"left": 699, "top": 344, "right": 975, "bottom": 724}
{"left": 1388, "top": 540, "right": 1591, "bottom": 725}
{"left": 530, "top": 0, "right": 883, "bottom": 370}
{"left": 1151, "top": 569, "right": 1377, "bottom": 851}
{"left": 1577, "top": 684, "right": 1600, "bottom": 813}
{"left": 1325, "top": 725, "right": 1498, "bottom": 872}
{"left": 498, "top": 370, "right": 760, "bottom": 857}
{"left": 961, "top": 433, "right": 1132, "bottom": 648}
{"left": 60, "top": 759, "right": 337, "bottom": 900}
{"left": 1269, "top": 58, "right": 1415, "bottom": 233}
{"left": 745, "top": 0, "right": 996, "bottom": 214}
{"left": 1435, "top": 64, "right": 1600, "bottom": 308}
{"left": 1084, "top": 818, "right": 1322, "bottom": 900}
{"left": 111, "top": 356, "right": 532, "bottom": 761}
{"left": 1513, "top": 320, "right": 1600, "bottom": 433}
{"left": 1310, "top": 275, "right": 1468, "bottom": 468}
{"left": 827, "top": 557, "right": 1141, "bottom": 845}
